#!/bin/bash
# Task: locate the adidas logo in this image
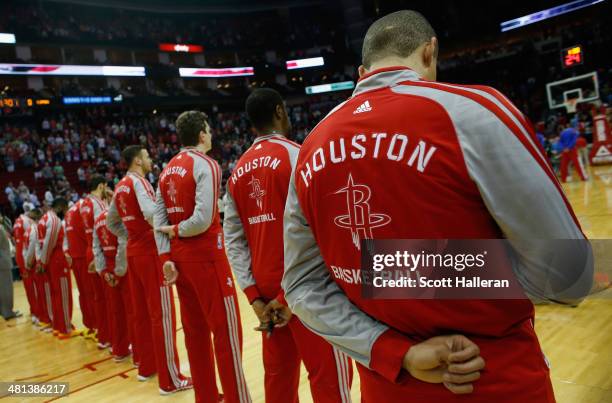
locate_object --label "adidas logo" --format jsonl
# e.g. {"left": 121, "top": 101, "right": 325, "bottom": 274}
{"left": 353, "top": 100, "right": 372, "bottom": 114}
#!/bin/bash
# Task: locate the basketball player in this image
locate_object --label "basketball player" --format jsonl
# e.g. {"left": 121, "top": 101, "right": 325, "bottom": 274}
{"left": 92, "top": 208, "right": 131, "bottom": 361}
{"left": 557, "top": 122, "right": 588, "bottom": 182}
{"left": 106, "top": 145, "right": 192, "bottom": 394}
{"left": 224, "top": 88, "right": 353, "bottom": 403}
{"left": 13, "top": 205, "right": 38, "bottom": 322}
{"left": 63, "top": 198, "right": 96, "bottom": 338}
{"left": 21, "top": 208, "right": 42, "bottom": 324}
{"left": 80, "top": 177, "right": 111, "bottom": 348}
{"left": 282, "top": 11, "right": 593, "bottom": 403}
{"left": 32, "top": 208, "right": 53, "bottom": 332}
{"left": 155, "top": 111, "right": 251, "bottom": 403}
{"left": 37, "top": 197, "right": 73, "bottom": 338}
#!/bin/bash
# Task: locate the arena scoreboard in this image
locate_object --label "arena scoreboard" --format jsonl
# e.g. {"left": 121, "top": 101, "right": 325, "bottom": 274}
{"left": 562, "top": 45, "right": 584, "bottom": 68}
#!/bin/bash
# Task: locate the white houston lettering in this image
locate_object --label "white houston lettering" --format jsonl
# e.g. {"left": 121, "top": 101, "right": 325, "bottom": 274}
{"left": 330, "top": 138, "right": 346, "bottom": 163}
{"left": 387, "top": 134, "right": 408, "bottom": 161}
{"left": 231, "top": 155, "right": 282, "bottom": 184}
{"left": 160, "top": 166, "right": 188, "bottom": 181}
{"left": 299, "top": 132, "right": 437, "bottom": 187}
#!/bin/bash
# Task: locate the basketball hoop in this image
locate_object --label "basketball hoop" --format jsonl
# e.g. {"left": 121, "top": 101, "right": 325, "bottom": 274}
{"left": 565, "top": 99, "right": 578, "bottom": 114}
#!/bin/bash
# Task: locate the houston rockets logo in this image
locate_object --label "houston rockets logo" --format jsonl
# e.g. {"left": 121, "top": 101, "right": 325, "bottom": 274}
{"left": 118, "top": 196, "right": 128, "bottom": 214}
{"left": 248, "top": 175, "right": 266, "bottom": 210}
{"left": 333, "top": 173, "right": 391, "bottom": 250}
{"left": 167, "top": 180, "right": 178, "bottom": 204}
{"left": 101, "top": 228, "right": 110, "bottom": 245}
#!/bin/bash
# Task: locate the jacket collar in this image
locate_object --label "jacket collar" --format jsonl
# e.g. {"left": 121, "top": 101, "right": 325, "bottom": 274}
{"left": 352, "top": 66, "right": 421, "bottom": 97}
{"left": 253, "top": 133, "right": 286, "bottom": 144}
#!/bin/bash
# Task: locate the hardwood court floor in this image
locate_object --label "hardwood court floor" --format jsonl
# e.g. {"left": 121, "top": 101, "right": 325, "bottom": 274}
{"left": 1, "top": 166, "right": 611, "bottom": 403}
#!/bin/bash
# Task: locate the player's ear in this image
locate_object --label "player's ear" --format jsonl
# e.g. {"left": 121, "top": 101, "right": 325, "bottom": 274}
{"left": 275, "top": 104, "right": 284, "bottom": 120}
{"left": 358, "top": 65, "right": 367, "bottom": 78}
{"left": 422, "top": 37, "right": 437, "bottom": 68}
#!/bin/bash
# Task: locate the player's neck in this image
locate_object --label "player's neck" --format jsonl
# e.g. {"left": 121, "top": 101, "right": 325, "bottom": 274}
{"left": 189, "top": 143, "right": 210, "bottom": 154}
{"left": 366, "top": 58, "right": 426, "bottom": 78}
{"left": 257, "top": 128, "right": 284, "bottom": 138}
{"left": 128, "top": 166, "right": 145, "bottom": 177}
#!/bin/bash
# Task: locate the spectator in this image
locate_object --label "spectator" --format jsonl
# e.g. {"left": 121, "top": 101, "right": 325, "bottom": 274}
{"left": 0, "top": 216, "right": 21, "bottom": 320}
{"left": 53, "top": 161, "right": 65, "bottom": 178}
{"left": 44, "top": 189, "right": 54, "bottom": 205}
{"left": 41, "top": 162, "right": 53, "bottom": 182}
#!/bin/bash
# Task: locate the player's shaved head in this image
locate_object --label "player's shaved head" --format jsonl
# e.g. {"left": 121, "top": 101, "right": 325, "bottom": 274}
{"left": 362, "top": 10, "right": 437, "bottom": 69}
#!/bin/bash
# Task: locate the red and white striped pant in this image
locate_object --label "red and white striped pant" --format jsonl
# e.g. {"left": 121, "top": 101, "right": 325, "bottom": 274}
{"left": 174, "top": 257, "right": 251, "bottom": 403}
{"left": 48, "top": 253, "right": 72, "bottom": 334}
{"left": 127, "top": 254, "right": 188, "bottom": 392}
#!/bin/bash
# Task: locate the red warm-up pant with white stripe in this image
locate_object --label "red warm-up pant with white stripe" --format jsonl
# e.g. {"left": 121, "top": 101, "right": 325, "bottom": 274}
{"left": 71, "top": 257, "right": 96, "bottom": 330}
{"left": 560, "top": 148, "right": 587, "bottom": 182}
{"left": 33, "top": 270, "right": 52, "bottom": 324}
{"left": 48, "top": 254, "right": 72, "bottom": 334}
{"left": 17, "top": 258, "right": 38, "bottom": 317}
{"left": 104, "top": 276, "right": 130, "bottom": 357}
{"left": 174, "top": 257, "right": 250, "bottom": 403}
{"left": 127, "top": 254, "right": 186, "bottom": 392}
{"left": 262, "top": 317, "right": 353, "bottom": 403}
{"left": 90, "top": 272, "right": 110, "bottom": 344}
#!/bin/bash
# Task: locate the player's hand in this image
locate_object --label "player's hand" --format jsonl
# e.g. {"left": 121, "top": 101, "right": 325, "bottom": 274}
{"left": 22, "top": 269, "right": 29, "bottom": 279}
{"left": 64, "top": 253, "right": 73, "bottom": 267}
{"left": 402, "top": 335, "right": 484, "bottom": 394}
{"left": 251, "top": 299, "right": 270, "bottom": 324}
{"left": 103, "top": 271, "right": 118, "bottom": 287}
{"left": 87, "top": 261, "right": 96, "bottom": 273}
{"left": 162, "top": 261, "right": 179, "bottom": 285}
{"left": 156, "top": 225, "right": 176, "bottom": 239}
{"left": 263, "top": 299, "right": 292, "bottom": 328}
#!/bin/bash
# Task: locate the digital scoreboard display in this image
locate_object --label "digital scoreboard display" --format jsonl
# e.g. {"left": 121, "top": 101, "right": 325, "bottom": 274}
{"left": 0, "top": 98, "right": 51, "bottom": 108}
{"left": 562, "top": 45, "right": 584, "bottom": 68}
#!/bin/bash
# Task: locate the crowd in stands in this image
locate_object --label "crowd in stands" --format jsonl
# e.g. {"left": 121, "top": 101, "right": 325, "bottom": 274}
{"left": 0, "top": 97, "right": 342, "bottom": 218}
{"left": 1, "top": 1, "right": 339, "bottom": 52}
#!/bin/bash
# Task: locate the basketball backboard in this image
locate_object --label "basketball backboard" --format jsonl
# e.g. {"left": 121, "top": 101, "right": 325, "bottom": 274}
{"left": 546, "top": 71, "right": 600, "bottom": 113}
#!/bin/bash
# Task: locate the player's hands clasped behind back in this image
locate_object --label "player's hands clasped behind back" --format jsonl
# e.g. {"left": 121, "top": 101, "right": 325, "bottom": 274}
{"left": 252, "top": 298, "right": 293, "bottom": 334}
{"left": 403, "top": 335, "right": 485, "bottom": 395}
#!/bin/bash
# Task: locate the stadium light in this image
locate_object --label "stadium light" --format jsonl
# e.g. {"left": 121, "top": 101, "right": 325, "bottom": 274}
{"left": 159, "top": 43, "right": 204, "bottom": 53}
{"left": 286, "top": 57, "right": 325, "bottom": 70}
{"left": 179, "top": 67, "right": 254, "bottom": 77}
{"left": 0, "top": 64, "right": 145, "bottom": 76}
{"left": 62, "top": 96, "right": 115, "bottom": 105}
{"left": 500, "top": 0, "right": 605, "bottom": 32}
{"left": 305, "top": 81, "right": 354, "bottom": 95}
{"left": 0, "top": 33, "right": 16, "bottom": 44}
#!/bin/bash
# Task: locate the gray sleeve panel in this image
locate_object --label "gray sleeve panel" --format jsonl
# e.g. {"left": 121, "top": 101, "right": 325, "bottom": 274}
{"left": 178, "top": 155, "right": 215, "bottom": 237}
{"left": 106, "top": 197, "right": 128, "bottom": 238}
{"left": 222, "top": 189, "right": 255, "bottom": 291}
{"left": 62, "top": 220, "right": 69, "bottom": 253}
{"left": 391, "top": 84, "right": 593, "bottom": 304}
{"left": 92, "top": 227, "right": 105, "bottom": 273}
{"left": 39, "top": 217, "right": 55, "bottom": 265}
{"left": 267, "top": 138, "right": 300, "bottom": 171}
{"left": 24, "top": 227, "right": 37, "bottom": 269}
{"left": 93, "top": 199, "right": 104, "bottom": 221}
{"left": 114, "top": 235, "right": 127, "bottom": 276}
{"left": 133, "top": 178, "right": 156, "bottom": 225}
{"left": 34, "top": 223, "right": 42, "bottom": 262}
{"left": 153, "top": 186, "right": 171, "bottom": 256}
{"left": 282, "top": 172, "right": 390, "bottom": 368}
